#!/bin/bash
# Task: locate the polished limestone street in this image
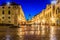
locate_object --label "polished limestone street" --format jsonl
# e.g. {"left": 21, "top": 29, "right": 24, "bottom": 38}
{"left": 0, "top": 24, "right": 60, "bottom": 40}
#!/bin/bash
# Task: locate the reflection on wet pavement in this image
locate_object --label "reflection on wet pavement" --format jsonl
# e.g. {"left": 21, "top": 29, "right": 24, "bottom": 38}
{"left": 50, "top": 26, "right": 56, "bottom": 40}
{"left": 0, "top": 25, "right": 60, "bottom": 40}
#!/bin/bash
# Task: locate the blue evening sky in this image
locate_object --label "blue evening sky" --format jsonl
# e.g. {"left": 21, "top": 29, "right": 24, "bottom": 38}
{"left": 0, "top": 0, "right": 52, "bottom": 20}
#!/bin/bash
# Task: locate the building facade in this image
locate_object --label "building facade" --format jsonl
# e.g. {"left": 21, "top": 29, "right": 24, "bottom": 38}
{"left": 29, "top": 0, "right": 60, "bottom": 26}
{"left": 0, "top": 2, "right": 26, "bottom": 27}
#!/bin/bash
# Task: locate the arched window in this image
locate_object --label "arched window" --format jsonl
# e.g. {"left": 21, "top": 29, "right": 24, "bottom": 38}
{"left": 8, "top": 16, "right": 10, "bottom": 19}
{"left": 8, "top": 7, "right": 10, "bottom": 9}
{"left": 2, "top": 10, "right": 4, "bottom": 14}
{"left": 8, "top": 10, "right": 10, "bottom": 15}
{"left": 2, "top": 7, "right": 4, "bottom": 9}
{"left": 8, "top": 21, "right": 11, "bottom": 23}
{"left": 2, "top": 17, "right": 4, "bottom": 19}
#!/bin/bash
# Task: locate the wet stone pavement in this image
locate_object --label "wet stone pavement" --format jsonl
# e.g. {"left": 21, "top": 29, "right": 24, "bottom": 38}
{"left": 0, "top": 25, "right": 60, "bottom": 40}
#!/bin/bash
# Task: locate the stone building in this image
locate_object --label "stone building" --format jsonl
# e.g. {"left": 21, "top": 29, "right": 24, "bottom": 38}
{"left": 0, "top": 2, "right": 26, "bottom": 27}
{"left": 30, "top": 0, "right": 60, "bottom": 25}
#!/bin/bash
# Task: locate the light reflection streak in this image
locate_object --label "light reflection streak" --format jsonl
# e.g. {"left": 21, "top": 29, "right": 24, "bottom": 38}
{"left": 32, "top": 25, "right": 34, "bottom": 30}
{"left": 25, "top": 31, "right": 28, "bottom": 35}
{"left": 38, "top": 25, "right": 40, "bottom": 31}
{"left": 37, "top": 31, "right": 40, "bottom": 35}
{"left": 37, "top": 25, "right": 40, "bottom": 35}
{"left": 50, "top": 26, "right": 56, "bottom": 40}
{"left": 30, "top": 31, "right": 34, "bottom": 35}
{"left": 6, "top": 34, "right": 10, "bottom": 40}
{"left": 17, "top": 24, "right": 58, "bottom": 40}
{"left": 41, "top": 25, "right": 45, "bottom": 35}
{"left": 18, "top": 28, "right": 24, "bottom": 36}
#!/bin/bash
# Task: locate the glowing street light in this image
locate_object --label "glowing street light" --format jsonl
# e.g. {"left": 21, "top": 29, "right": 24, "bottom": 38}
{"left": 7, "top": 2, "right": 10, "bottom": 6}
